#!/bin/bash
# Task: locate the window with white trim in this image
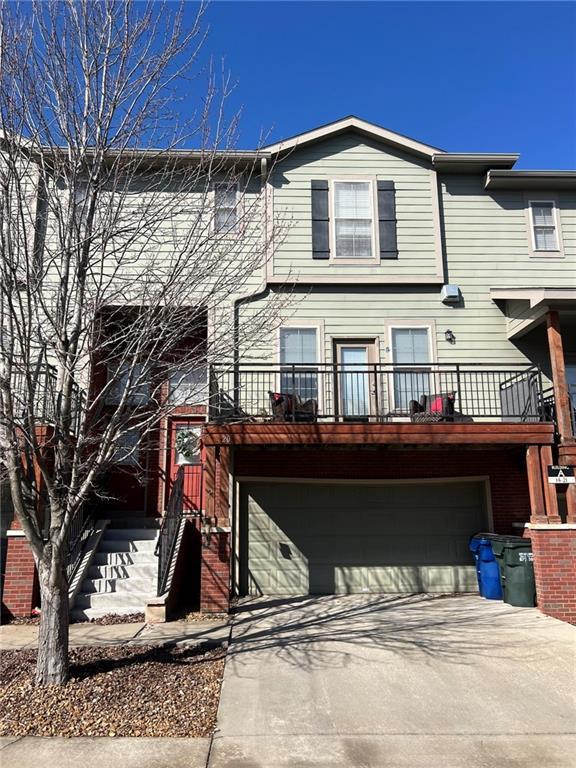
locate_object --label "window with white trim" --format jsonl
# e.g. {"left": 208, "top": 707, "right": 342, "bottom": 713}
{"left": 214, "top": 183, "right": 238, "bottom": 233}
{"left": 391, "top": 327, "right": 431, "bottom": 411}
{"left": 279, "top": 327, "right": 318, "bottom": 400}
{"left": 333, "top": 181, "right": 374, "bottom": 259}
{"left": 530, "top": 201, "right": 559, "bottom": 251}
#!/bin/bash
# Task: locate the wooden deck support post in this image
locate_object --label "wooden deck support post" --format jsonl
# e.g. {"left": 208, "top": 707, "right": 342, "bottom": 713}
{"left": 526, "top": 445, "right": 547, "bottom": 524}
{"left": 546, "top": 311, "right": 574, "bottom": 443}
{"left": 559, "top": 443, "right": 576, "bottom": 524}
{"left": 539, "top": 445, "right": 562, "bottom": 524}
{"left": 217, "top": 446, "right": 231, "bottom": 527}
{"left": 204, "top": 445, "right": 216, "bottom": 526}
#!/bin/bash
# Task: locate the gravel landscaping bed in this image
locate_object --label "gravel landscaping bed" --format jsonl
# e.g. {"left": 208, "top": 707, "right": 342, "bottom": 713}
{"left": 0, "top": 644, "right": 226, "bottom": 737}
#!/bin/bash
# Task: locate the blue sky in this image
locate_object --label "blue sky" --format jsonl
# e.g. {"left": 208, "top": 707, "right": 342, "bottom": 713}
{"left": 198, "top": 1, "right": 576, "bottom": 169}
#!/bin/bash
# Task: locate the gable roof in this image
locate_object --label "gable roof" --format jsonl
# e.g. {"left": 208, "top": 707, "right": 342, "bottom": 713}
{"left": 263, "top": 115, "right": 442, "bottom": 158}
{"left": 263, "top": 115, "right": 519, "bottom": 171}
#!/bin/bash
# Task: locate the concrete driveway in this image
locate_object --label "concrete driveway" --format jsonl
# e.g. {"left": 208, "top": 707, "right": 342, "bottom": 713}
{"left": 209, "top": 594, "right": 576, "bottom": 768}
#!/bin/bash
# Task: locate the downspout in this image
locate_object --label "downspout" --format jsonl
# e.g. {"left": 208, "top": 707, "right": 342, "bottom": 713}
{"left": 232, "top": 156, "right": 272, "bottom": 385}
{"left": 228, "top": 155, "right": 271, "bottom": 594}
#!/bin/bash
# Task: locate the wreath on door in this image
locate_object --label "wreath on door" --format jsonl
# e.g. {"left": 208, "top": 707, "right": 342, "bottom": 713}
{"left": 175, "top": 428, "right": 199, "bottom": 462}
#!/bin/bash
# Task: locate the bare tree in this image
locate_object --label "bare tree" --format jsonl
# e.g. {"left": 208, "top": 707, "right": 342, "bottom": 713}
{"left": 0, "top": 0, "right": 287, "bottom": 685}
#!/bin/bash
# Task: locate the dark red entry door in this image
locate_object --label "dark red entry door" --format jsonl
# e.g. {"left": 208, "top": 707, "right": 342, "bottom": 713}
{"left": 167, "top": 420, "right": 204, "bottom": 511}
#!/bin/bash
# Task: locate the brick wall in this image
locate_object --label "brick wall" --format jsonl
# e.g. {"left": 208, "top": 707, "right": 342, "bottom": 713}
{"left": 530, "top": 527, "right": 576, "bottom": 625}
{"left": 200, "top": 531, "right": 230, "bottom": 613}
{"left": 2, "top": 535, "right": 39, "bottom": 618}
{"left": 235, "top": 447, "right": 531, "bottom": 533}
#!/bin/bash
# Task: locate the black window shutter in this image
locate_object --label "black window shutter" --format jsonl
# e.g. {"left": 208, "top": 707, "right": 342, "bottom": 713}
{"left": 377, "top": 180, "right": 398, "bottom": 259}
{"left": 311, "top": 180, "right": 330, "bottom": 259}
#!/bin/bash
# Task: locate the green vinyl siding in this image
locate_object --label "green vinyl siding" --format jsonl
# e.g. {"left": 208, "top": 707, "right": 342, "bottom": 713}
{"left": 238, "top": 284, "right": 535, "bottom": 366}
{"left": 441, "top": 177, "right": 576, "bottom": 285}
{"left": 271, "top": 134, "right": 441, "bottom": 279}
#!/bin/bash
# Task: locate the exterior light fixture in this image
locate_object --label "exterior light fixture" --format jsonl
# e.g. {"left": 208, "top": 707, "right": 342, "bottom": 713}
{"left": 445, "top": 329, "right": 456, "bottom": 344}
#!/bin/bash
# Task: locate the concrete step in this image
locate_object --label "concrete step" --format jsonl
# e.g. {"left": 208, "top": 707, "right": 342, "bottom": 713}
{"left": 88, "top": 563, "right": 157, "bottom": 580}
{"left": 103, "top": 528, "right": 159, "bottom": 541}
{"left": 71, "top": 606, "right": 146, "bottom": 621}
{"left": 107, "top": 517, "right": 161, "bottom": 530}
{"left": 99, "top": 539, "right": 157, "bottom": 553}
{"left": 81, "top": 577, "right": 155, "bottom": 595}
{"left": 75, "top": 591, "right": 154, "bottom": 610}
{"left": 92, "top": 551, "right": 156, "bottom": 566}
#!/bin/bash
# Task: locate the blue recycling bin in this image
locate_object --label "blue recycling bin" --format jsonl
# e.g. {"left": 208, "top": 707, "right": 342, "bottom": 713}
{"left": 469, "top": 534, "right": 503, "bottom": 600}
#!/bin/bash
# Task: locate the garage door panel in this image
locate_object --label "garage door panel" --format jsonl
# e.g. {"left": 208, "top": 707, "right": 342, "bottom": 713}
{"left": 243, "top": 481, "right": 487, "bottom": 596}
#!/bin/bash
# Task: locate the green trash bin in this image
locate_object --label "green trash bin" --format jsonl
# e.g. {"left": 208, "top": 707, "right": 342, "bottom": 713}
{"left": 491, "top": 536, "right": 536, "bottom": 608}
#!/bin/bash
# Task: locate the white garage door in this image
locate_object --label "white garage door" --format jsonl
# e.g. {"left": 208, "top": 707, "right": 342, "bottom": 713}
{"left": 241, "top": 481, "right": 488, "bottom": 595}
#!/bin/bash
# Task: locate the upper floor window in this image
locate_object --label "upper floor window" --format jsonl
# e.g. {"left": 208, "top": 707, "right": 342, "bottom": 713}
{"left": 529, "top": 201, "right": 559, "bottom": 252}
{"left": 169, "top": 367, "right": 207, "bottom": 406}
{"left": 333, "top": 181, "right": 374, "bottom": 259}
{"left": 111, "top": 428, "right": 140, "bottom": 465}
{"left": 106, "top": 362, "right": 150, "bottom": 405}
{"left": 214, "top": 183, "right": 238, "bottom": 233}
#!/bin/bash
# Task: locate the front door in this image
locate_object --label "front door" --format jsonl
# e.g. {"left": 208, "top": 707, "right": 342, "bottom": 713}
{"left": 335, "top": 340, "right": 378, "bottom": 419}
{"left": 167, "top": 420, "right": 203, "bottom": 511}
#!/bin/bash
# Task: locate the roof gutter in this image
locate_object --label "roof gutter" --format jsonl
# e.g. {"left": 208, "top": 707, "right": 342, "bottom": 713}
{"left": 433, "top": 153, "right": 519, "bottom": 173}
{"left": 486, "top": 170, "right": 576, "bottom": 189}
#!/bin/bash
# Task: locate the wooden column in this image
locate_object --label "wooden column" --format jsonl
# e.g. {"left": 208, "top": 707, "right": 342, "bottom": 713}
{"left": 204, "top": 445, "right": 216, "bottom": 526}
{"left": 558, "top": 443, "right": 576, "bottom": 523}
{"left": 547, "top": 311, "right": 574, "bottom": 442}
{"left": 539, "top": 445, "right": 562, "bottom": 524}
{"left": 566, "top": 485, "right": 576, "bottom": 524}
{"left": 527, "top": 445, "right": 547, "bottom": 524}
{"left": 217, "top": 446, "right": 231, "bottom": 527}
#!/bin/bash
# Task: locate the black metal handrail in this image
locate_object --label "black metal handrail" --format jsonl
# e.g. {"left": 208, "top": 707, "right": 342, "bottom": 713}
{"left": 209, "top": 362, "right": 551, "bottom": 424}
{"left": 66, "top": 506, "right": 95, "bottom": 584}
{"left": 155, "top": 464, "right": 185, "bottom": 596}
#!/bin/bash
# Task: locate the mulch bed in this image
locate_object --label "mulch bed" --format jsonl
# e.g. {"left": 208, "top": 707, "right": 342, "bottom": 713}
{"left": 71, "top": 612, "right": 145, "bottom": 625}
{"left": 0, "top": 644, "right": 226, "bottom": 737}
{"left": 173, "top": 609, "right": 229, "bottom": 623}
{"left": 2, "top": 615, "right": 41, "bottom": 626}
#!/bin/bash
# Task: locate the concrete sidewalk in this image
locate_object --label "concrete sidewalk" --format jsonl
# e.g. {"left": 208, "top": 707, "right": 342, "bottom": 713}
{"left": 0, "top": 618, "right": 230, "bottom": 651}
{"left": 0, "top": 737, "right": 211, "bottom": 768}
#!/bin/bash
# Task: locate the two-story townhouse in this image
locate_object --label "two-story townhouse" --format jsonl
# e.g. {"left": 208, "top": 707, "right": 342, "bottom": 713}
{"left": 3, "top": 117, "right": 575, "bottom": 624}
{"left": 199, "top": 117, "right": 576, "bottom": 623}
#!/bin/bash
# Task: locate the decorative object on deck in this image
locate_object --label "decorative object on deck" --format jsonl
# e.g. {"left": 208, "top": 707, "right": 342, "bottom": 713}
{"left": 410, "top": 392, "right": 456, "bottom": 423}
{"left": 269, "top": 391, "right": 319, "bottom": 423}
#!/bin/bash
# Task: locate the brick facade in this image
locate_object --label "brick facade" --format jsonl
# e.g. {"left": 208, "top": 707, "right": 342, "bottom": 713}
{"left": 2, "top": 534, "right": 39, "bottom": 618}
{"left": 235, "top": 446, "right": 532, "bottom": 533}
{"left": 200, "top": 530, "right": 231, "bottom": 613}
{"left": 530, "top": 527, "right": 576, "bottom": 625}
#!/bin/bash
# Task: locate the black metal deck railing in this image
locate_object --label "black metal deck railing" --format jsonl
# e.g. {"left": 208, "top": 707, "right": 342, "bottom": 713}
{"left": 10, "top": 362, "right": 86, "bottom": 436}
{"left": 208, "top": 363, "right": 551, "bottom": 424}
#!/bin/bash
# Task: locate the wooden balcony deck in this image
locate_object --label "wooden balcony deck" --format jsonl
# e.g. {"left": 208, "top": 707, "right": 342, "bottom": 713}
{"left": 203, "top": 421, "right": 555, "bottom": 447}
